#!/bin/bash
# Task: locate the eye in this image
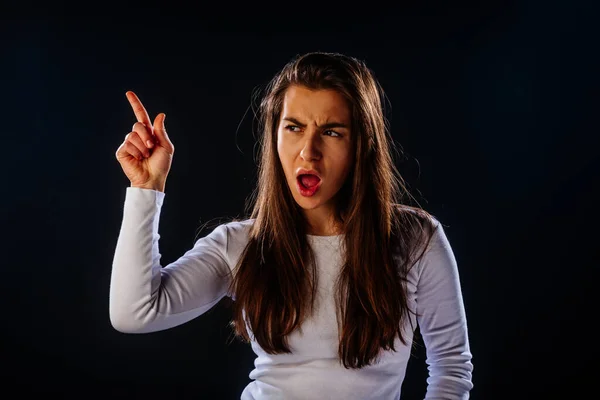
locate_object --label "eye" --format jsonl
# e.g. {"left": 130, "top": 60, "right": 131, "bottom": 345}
{"left": 324, "top": 130, "right": 341, "bottom": 138}
{"left": 285, "top": 125, "right": 300, "bottom": 132}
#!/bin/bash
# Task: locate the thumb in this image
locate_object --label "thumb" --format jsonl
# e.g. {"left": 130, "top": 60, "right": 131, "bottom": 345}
{"left": 153, "top": 113, "right": 172, "bottom": 150}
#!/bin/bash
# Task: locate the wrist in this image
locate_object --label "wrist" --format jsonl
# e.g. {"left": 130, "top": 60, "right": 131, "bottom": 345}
{"left": 130, "top": 182, "right": 165, "bottom": 193}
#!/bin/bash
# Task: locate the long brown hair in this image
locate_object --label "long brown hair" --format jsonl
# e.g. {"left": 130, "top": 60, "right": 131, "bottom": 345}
{"left": 226, "top": 52, "right": 437, "bottom": 369}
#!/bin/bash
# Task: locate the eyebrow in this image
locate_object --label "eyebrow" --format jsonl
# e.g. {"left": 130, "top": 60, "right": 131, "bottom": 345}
{"left": 282, "top": 117, "right": 349, "bottom": 130}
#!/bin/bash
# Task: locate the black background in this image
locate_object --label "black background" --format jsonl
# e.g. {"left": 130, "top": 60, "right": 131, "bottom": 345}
{"left": 2, "top": 1, "right": 597, "bottom": 398}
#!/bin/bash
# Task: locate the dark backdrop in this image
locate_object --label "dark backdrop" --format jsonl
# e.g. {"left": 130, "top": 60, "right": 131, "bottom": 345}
{"left": 1, "top": 1, "right": 597, "bottom": 399}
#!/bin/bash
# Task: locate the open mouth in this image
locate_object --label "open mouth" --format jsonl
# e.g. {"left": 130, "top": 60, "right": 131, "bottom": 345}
{"left": 298, "top": 174, "right": 321, "bottom": 189}
{"left": 296, "top": 174, "right": 322, "bottom": 196}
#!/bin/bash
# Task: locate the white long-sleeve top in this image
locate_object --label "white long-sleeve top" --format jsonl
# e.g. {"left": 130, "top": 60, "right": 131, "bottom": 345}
{"left": 110, "top": 187, "right": 474, "bottom": 399}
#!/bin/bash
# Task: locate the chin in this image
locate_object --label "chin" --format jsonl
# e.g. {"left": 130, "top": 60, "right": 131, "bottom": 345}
{"left": 293, "top": 196, "right": 322, "bottom": 210}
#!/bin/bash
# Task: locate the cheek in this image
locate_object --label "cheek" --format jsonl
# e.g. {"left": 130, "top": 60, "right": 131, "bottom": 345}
{"left": 334, "top": 149, "right": 353, "bottom": 180}
{"left": 276, "top": 131, "right": 284, "bottom": 160}
{"left": 276, "top": 130, "right": 282, "bottom": 155}
{"left": 276, "top": 134, "right": 292, "bottom": 176}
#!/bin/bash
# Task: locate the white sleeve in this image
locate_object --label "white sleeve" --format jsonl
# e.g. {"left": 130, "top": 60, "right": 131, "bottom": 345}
{"left": 109, "top": 187, "right": 232, "bottom": 334}
{"left": 416, "top": 220, "right": 474, "bottom": 399}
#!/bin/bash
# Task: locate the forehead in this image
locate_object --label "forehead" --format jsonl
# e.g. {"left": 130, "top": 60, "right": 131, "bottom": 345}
{"left": 281, "top": 85, "right": 351, "bottom": 122}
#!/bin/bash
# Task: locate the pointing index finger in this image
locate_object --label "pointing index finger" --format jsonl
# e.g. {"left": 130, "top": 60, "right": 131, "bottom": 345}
{"left": 126, "top": 91, "right": 152, "bottom": 128}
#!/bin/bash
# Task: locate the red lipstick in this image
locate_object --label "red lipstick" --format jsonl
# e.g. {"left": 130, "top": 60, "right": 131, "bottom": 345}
{"left": 297, "top": 177, "right": 321, "bottom": 197}
{"left": 296, "top": 168, "right": 322, "bottom": 197}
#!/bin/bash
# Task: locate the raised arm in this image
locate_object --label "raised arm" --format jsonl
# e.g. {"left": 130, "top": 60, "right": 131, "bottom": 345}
{"left": 109, "top": 187, "right": 232, "bottom": 333}
{"left": 416, "top": 220, "right": 474, "bottom": 399}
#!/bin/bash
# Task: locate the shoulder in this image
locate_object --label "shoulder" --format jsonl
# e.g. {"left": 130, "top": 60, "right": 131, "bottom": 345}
{"left": 219, "top": 218, "right": 255, "bottom": 262}
{"left": 202, "top": 218, "right": 253, "bottom": 243}
{"left": 393, "top": 204, "right": 440, "bottom": 236}
{"left": 391, "top": 204, "right": 444, "bottom": 265}
{"left": 194, "top": 218, "right": 254, "bottom": 252}
{"left": 189, "top": 218, "right": 255, "bottom": 271}
{"left": 221, "top": 218, "right": 255, "bottom": 235}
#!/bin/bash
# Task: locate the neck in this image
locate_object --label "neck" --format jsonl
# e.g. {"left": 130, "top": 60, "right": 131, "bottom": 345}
{"left": 306, "top": 225, "right": 342, "bottom": 236}
{"left": 303, "top": 206, "right": 343, "bottom": 236}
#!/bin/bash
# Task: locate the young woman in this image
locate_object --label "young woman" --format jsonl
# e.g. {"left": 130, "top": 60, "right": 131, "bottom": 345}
{"left": 111, "top": 52, "right": 474, "bottom": 399}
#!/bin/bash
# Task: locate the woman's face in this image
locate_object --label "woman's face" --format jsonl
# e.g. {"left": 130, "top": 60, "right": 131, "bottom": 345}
{"left": 277, "top": 85, "right": 354, "bottom": 232}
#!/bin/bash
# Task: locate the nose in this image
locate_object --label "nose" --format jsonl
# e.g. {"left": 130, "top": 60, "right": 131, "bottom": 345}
{"left": 300, "top": 134, "right": 321, "bottom": 161}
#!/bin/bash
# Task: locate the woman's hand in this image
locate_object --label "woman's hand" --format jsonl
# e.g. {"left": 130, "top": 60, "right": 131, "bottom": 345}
{"left": 115, "top": 91, "right": 174, "bottom": 192}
